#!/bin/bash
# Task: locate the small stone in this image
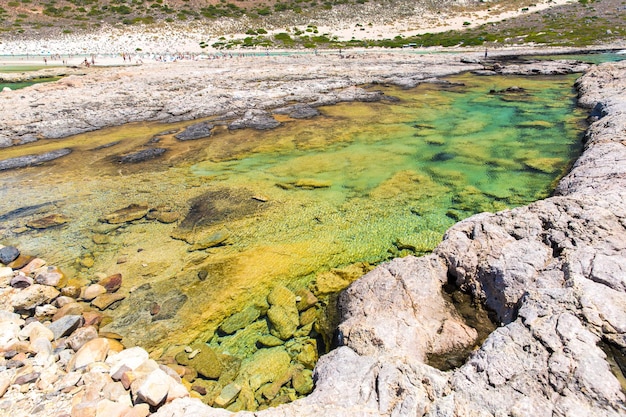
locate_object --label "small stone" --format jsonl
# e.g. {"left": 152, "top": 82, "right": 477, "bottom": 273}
{"left": 106, "top": 346, "right": 149, "bottom": 377}
{"left": 69, "top": 338, "right": 110, "bottom": 370}
{"left": 47, "top": 314, "right": 83, "bottom": 340}
{"left": 82, "top": 311, "right": 104, "bottom": 327}
{"left": 7, "top": 254, "right": 34, "bottom": 269}
{"left": 132, "top": 369, "right": 171, "bottom": 406}
{"left": 174, "top": 344, "right": 223, "bottom": 379}
{"left": 91, "top": 293, "right": 125, "bottom": 310}
{"left": 66, "top": 326, "right": 99, "bottom": 351}
{"left": 0, "top": 375, "right": 10, "bottom": 397}
{"left": 26, "top": 213, "right": 70, "bottom": 229}
{"left": 10, "top": 274, "right": 33, "bottom": 288}
{"left": 147, "top": 209, "right": 180, "bottom": 224}
{"left": 292, "top": 367, "right": 314, "bottom": 395}
{"left": 214, "top": 383, "right": 241, "bottom": 408}
{"left": 81, "top": 284, "right": 107, "bottom": 301}
{"left": 34, "top": 265, "right": 66, "bottom": 287}
{"left": 295, "top": 288, "right": 318, "bottom": 311}
{"left": 21, "top": 320, "right": 54, "bottom": 342}
{"left": 35, "top": 303, "right": 58, "bottom": 320}
{"left": 175, "top": 122, "right": 214, "bottom": 141}
{"left": 189, "top": 229, "right": 230, "bottom": 251}
{"left": 11, "top": 284, "right": 60, "bottom": 312}
{"left": 55, "top": 296, "right": 77, "bottom": 308}
{"left": 78, "top": 255, "right": 95, "bottom": 269}
{"left": 124, "top": 404, "right": 150, "bottom": 417}
{"left": 101, "top": 203, "right": 149, "bottom": 224}
{"left": 257, "top": 335, "right": 284, "bottom": 347}
{"left": 14, "top": 371, "right": 40, "bottom": 385}
{"left": 296, "top": 340, "right": 318, "bottom": 369}
{"left": 19, "top": 258, "right": 46, "bottom": 274}
{"left": 95, "top": 398, "right": 133, "bottom": 417}
{"left": 92, "top": 233, "right": 111, "bottom": 244}
{"left": 0, "top": 246, "right": 20, "bottom": 264}
{"left": 0, "top": 266, "right": 14, "bottom": 279}
{"left": 98, "top": 273, "right": 122, "bottom": 293}
{"left": 52, "top": 302, "right": 84, "bottom": 321}
{"left": 60, "top": 285, "right": 81, "bottom": 298}
{"left": 299, "top": 307, "right": 318, "bottom": 327}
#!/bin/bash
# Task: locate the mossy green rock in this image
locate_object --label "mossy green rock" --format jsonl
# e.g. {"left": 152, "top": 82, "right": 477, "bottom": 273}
{"left": 267, "top": 286, "right": 299, "bottom": 340}
{"left": 292, "top": 368, "right": 314, "bottom": 395}
{"left": 217, "top": 320, "right": 267, "bottom": 359}
{"left": 238, "top": 347, "right": 291, "bottom": 391}
{"left": 296, "top": 340, "right": 318, "bottom": 370}
{"left": 257, "top": 335, "right": 284, "bottom": 347}
{"left": 175, "top": 344, "right": 223, "bottom": 379}
{"left": 219, "top": 306, "right": 261, "bottom": 335}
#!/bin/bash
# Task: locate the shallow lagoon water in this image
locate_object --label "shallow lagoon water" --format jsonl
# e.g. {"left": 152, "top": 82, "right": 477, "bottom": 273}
{"left": 0, "top": 72, "right": 585, "bottom": 373}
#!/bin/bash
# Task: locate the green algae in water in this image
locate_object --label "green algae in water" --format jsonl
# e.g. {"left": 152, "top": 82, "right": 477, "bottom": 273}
{"left": 0, "top": 72, "right": 586, "bottom": 409}
{"left": 0, "top": 77, "right": 61, "bottom": 91}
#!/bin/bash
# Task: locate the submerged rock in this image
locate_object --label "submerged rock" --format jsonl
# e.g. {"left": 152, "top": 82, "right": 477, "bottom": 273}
{"left": 26, "top": 213, "right": 69, "bottom": 229}
{"left": 175, "top": 122, "right": 214, "bottom": 140}
{"left": 0, "top": 148, "right": 72, "bottom": 171}
{"left": 228, "top": 110, "right": 280, "bottom": 131}
{"left": 101, "top": 203, "right": 149, "bottom": 224}
{"left": 175, "top": 345, "right": 223, "bottom": 380}
{"left": 267, "top": 286, "right": 299, "bottom": 340}
{"left": 117, "top": 147, "right": 166, "bottom": 163}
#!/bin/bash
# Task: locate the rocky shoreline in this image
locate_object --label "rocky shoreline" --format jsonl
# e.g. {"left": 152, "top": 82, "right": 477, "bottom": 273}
{"left": 0, "top": 46, "right": 603, "bottom": 149}
{"left": 1, "top": 51, "right": 625, "bottom": 417}
{"left": 151, "top": 58, "right": 626, "bottom": 416}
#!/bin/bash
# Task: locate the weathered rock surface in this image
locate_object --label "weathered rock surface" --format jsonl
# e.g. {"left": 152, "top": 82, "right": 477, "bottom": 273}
{"left": 117, "top": 147, "right": 167, "bottom": 163}
{"left": 0, "top": 149, "right": 72, "bottom": 171}
{"left": 174, "top": 122, "right": 214, "bottom": 140}
{"left": 151, "top": 61, "right": 626, "bottom": 417}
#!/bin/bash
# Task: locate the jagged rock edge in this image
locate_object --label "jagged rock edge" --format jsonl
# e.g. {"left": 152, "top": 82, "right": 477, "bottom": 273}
{"left": 151, "top": 63, "right": 626, "bottom": 416}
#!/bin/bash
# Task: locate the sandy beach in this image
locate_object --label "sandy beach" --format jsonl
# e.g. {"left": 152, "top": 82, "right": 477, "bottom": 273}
{"left": 0, "top": 0, "right": 580, "bottom": 57}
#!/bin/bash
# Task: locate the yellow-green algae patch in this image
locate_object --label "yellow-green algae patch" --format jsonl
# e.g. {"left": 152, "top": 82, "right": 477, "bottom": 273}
{"left": 0, "top": 72, "right": 586, "bottom": 410}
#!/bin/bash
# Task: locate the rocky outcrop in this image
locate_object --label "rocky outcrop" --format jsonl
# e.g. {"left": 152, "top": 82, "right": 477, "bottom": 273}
{"left": 151, "top": 62, "right": 626, "bottom": 416}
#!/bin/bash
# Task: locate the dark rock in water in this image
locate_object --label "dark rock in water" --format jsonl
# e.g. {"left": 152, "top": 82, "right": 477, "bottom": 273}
{"left": 172, "top": 188, "right": 265, "bottom": 238}
{"left": 0, "top": 148, "right": 71, "bottom": 171}
{"left": 90, "top": 141, "right": 121, "bottom": 151}
{"left": 26, "top": 213, "right": 70, "bottom": 229}
{"left": 489, "top": 86, "right": 527, "bottom": 95}
{"left": 151, "top": 293, "right": 188, "bottom": 321}
{"left": 175, "top": 122, "right": 214, "bottom": 140}
{"left": 118, "top": 148, "right": 166, "bottom": 163}
{"left": 0, "top": 201, "right": 58, "bottom": 222}
{"left": 274, "top": 104, "right": 320, "bottom": 119}
{"left": 229, "top": 109, "right": 281, "bottom": 130}
{"left": 0, "top": 245, "right": 20, "bottom": 264}
{"left": 432, "top": 152, "right": 456, "bottom": 162}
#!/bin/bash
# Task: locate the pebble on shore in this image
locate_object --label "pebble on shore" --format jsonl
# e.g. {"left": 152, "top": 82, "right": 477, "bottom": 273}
{"left": 0, "top": 244, "right": 190, "bottom": 417}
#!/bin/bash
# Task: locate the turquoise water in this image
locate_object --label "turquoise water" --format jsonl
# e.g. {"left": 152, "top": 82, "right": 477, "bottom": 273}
{"left": 0, "top": 69, "right": 587, "bottom": 410}
{"left": 0, "top": 71, "right": 586, "bottom": 389}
